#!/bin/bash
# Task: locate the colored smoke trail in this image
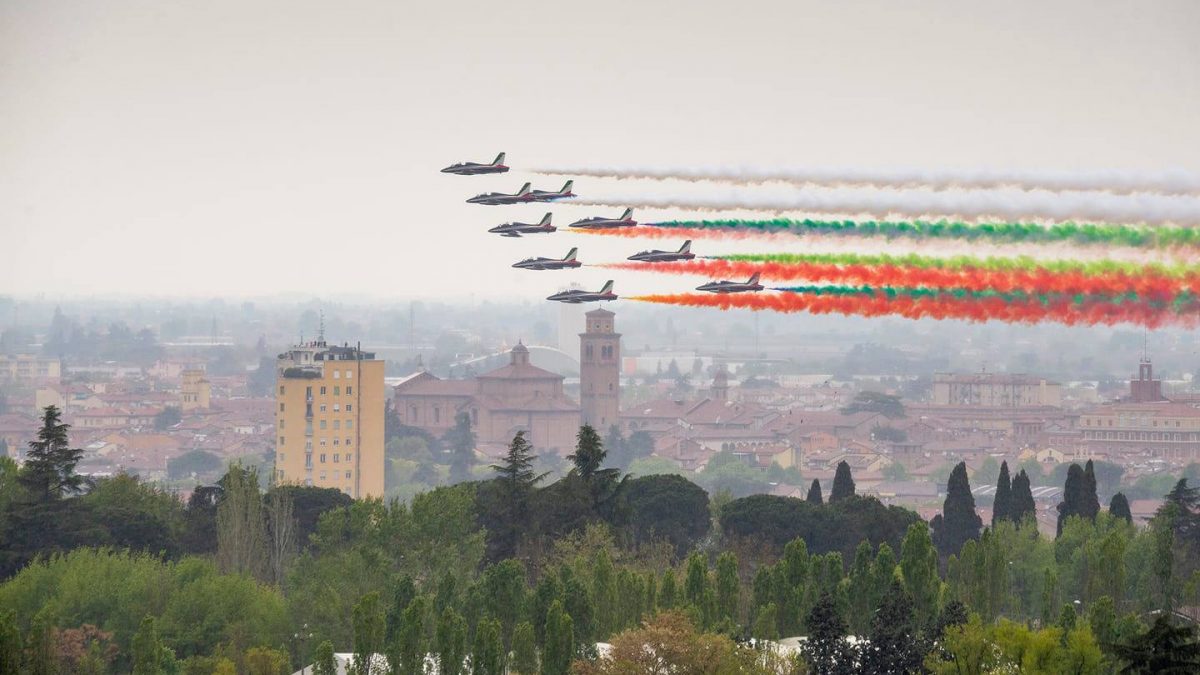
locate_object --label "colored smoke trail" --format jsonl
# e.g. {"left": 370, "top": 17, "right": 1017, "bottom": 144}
{"left": 647, "top": 218, "right": 1200, "bottom": 250}
{"left": 535, "top": 165, "right": 1200, "bottom": 196}
{"left": 606, "top": 259, "right": 1200, "bottom": 298}
{"left": 628, "top": 290, "right": 1200, "bottom": 329}
{"left": 715, "top": 252, "right": 1196, "bottom": 277}
{"left": 573, "top": 187, "right": 1200, "bottom": 226}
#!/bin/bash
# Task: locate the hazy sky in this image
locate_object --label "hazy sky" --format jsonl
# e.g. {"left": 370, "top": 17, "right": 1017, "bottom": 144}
{"left": 3, "top": 0, "right": 1198, "bottom": 300}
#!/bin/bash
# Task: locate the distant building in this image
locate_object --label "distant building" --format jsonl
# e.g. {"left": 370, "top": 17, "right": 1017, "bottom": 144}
{"left": 1129, "top": 358, "right": 1167, "bottom": 403}
{"left": 1079, "top": 402, "right": 1200, "bottom": 462}
{"left": 179, "top": 369, "right": 211, "bottom": 410}
{"left": 0, "top": 354, "right": 61, "bottom": 382}
{"left": 580, "top": 308, "right": 621, "bottom": 431}
{"left": 931, "top": 371, "right": 1062, "bottom": 407}
{"left": 274, "top": 340, "right": 385, "bottom": 499}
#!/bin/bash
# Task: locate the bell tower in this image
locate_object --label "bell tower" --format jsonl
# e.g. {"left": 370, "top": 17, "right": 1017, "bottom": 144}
{"left": 580, "top": 309, "right": 620, "bottom": 431}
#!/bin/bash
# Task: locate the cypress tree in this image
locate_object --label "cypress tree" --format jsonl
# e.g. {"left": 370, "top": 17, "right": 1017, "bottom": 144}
{"left": 435, "top": 606, "right": 467, "bottom": 675}
{"left": 1011, "top": 469, "right": 1037, "bottom": 525}
{"left": 830, "top": 461, "right": 855, "bottom": 502}
{"left": 860, "top": 580, "right": 922, "bottom": 675}
{"left": 933, "top": 462, "right": 982, "bottom": 556}
{"left": 1057, "top": 463, "right": 1086, "bottom": 537}
{"left": 1110, "top": 492, "right": 1133, "bottom": 525}
{"left": 1083, "top": 459, "right": 1101, "bottom": 520}
{"left": 806, "top": 478, "right": 823, "bottom": 505}
{"left": 992, "top": 460, "right": 1013, "bottom": 527}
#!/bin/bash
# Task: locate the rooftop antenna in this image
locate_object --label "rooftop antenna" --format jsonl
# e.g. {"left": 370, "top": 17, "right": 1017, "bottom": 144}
{"left": 1143, "top": 326, "right": 1149, "bottom": 362}
{"left": 318, "top": 310, "right": 326, "bottom": 343}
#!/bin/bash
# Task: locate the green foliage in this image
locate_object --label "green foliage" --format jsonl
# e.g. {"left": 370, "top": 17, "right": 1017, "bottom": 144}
{"left": 18, "top": 405, "right": 85, "bottom": 500}
{"left": 992, "top": 460, "right": 1013, "bottom": 527}
{"left": 154, "top": 406, "right": 183, "bottom": 431}
{"left": 131, "top": 616, "right": 162, "bottom": 675}
{"left": 861, "top": 580, "right": 922, "bottom": 675}
{"left": 473, "top": 615, "right": 505, "bottom": 675}
{"left": 435, "top": 606, "right": 467, "bottom": 675}
{"left": 511, "top": 621, "right": 538, "bottom": 675}
{"left": 568, "top": 425, "right": 607, "bottom": 479}
{"left": 829, "top": 461, "right": 855, "bottom": 502}
{"left": 444, "top": 412, "right": 476, "bottom": 483}
{"left": 0, "top": 610, "right": 21, "bottom": 675}
{"left": 801, "top": 594, "right": 854, "bottom": 675}
{"left": 900, "top": 522, "right": 940, "bottom": 627}
{"left": 167, "top": 450, "right": 223, "bottom": 480}
{"left": 1110, "top": 492, "right": 1133, "bottom": 525}
{"left": 352, "top": 592, "right": 385, "bottom": 675}
{"left": 618, "top": 474, "right": 710, "bottom": 556}
{"left": 312, "top": 640, "right": 336, "bottom": 675}
{"left": 1011, "top": 469, "right": 1037, "bottom": 524}
{"left": 806, "top": 479, "right": 822, "bottom": 504}
{"left": 840, "top": 390, "right": 905, "bottom": 418}
{"left": 932, "top": 462, "right": 981, "bottom": 556}
{"left": 1111, "top": 614, "right": 1200, "bottom": 673}
{"left": 541, "top": 600, "right": 573, "bottom": 675}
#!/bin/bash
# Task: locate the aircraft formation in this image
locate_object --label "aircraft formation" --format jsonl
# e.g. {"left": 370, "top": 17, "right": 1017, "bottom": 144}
{"left": 441, "top": 152, "right": 762, "bottom": 302}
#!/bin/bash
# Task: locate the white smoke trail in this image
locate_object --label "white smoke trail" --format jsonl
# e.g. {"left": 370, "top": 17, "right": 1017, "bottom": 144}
{"left": 572, "top": 186, "right": 1200, "bottom": 226}
{"left": 535, "top": 165, "right": 1200, "bottom": 196}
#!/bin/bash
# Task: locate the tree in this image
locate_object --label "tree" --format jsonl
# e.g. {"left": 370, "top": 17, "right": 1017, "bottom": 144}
{"left": 215, "top": 464, "right": 269, "bottom": 582}
{"left": 312, "top": 640, "right": 337, "bottom": 675}
{"left": 265, "top": 488, "right": 297, "bottom": 587}
{"left": 18, "top": 405, "right": 85, "bottom": 500}
{"left": 841, "top": 391, "right": 905, "bottom": 419}
{"left": 390, "top": 595, "right": 428, "bottom": 675}
{"left": 167, "top": 449, "right": 223, "bottom": 480}
{"left": 567, "top": 424, "right": 607, "bottom": 479}
{"left": 801, "top": 594, "right": 855, "bottom": 675}
{"left": 1011, "top": 469, "right": 1037, "bottom": 525}
{"left": 574, "top": 611, "right": 784, "bottom": 674}
{"left": 1058, "top": 463, "right": 1089, "bottom": 537}
{"left": 0, "top": 610, "right": 21, "bottom": 675}
{"left": 900, "top": 522, "right": 940, "bottom": 627}
{"left": 715, "top": 552, "right": 739, "bottom": 627}
{"left": 473, "top": 615, "right": 505, "bottom": 675}
{"left": 542, "top": 600, "right": 573, "bottom": 675}
{"left": 992, "top": 461, "right": 1013, "bottom": 527}
{"left": 435, "top": 607, "right": 467, "bottom": 675}
{"left": 1110, "top": 492, "right": 1133, "bottom": 525}
{"left": 24, "top": 613, "right": 55, "bottom": 675}
{"left": 860, "top": 579, "right": 921, "bottom": 675}
{"left": 619, "top": 474, "right": 710, "bottom": 556}
{"left": 932, "top": 462, "right": 982, "bottom": 556}
{"left": 807, "top": 479, "right": 823, "bottom": 505}
{"left": 1110, "top": 615, "right": 1200, "bottom": 674}
{"left": 131, "top": 616, "right": 162, "bottom": 675}
{"left": 511, "top": 621, "right": 538, "bottom": 675}
{"left": 244, "top": 647, "right": 290, "bottom": 675}
{"left": 484, "top": 431, "right": 548, "bottom": 558}
{"left": 1083, "top": 460, "right": 1102, "bottom": 520}
{"left": 830, "top": 462, "right": 855, "bottom": 502}
{"left": 444, "top": 412, "right": 476, "bottom": 483}
{"left": 154, "top": 406, "right": 183, "bottom": 430}
{"left": 352, "top": 592, "right": 385, "bottom": 675}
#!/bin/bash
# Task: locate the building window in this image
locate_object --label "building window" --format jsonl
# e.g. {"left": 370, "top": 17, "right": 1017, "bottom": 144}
{"left": 333, "top": 370, "right": 341, "bottom": 379}
{"left": 346, "top": 438, "right": 352, "bottom": 446}
{"left": 334, "top": 454, "right": 340, "bottom": 463}
{"left": 278, "top": 453, "right": 285, "bottom": 462}
{"left": 279, "top": 386, "right": 285, "bottom": 395}
{"left": 320, "top": 471, "right": 327, "bottom": 480}
{"left": 279, "top": 436, "right": 285, "bottom": 445}
{"left": 346, "top": 404, "right": 353, "bottom": 412}
{"left": 346, "top": 370, "right": 353, "bottom": 379}
{"left": 334, "top": 404, "right": 341, "bottom": 412}
{"left": 320, "top": 438, "right": 327, "bottom": 446}
{"left": 345, "top": 470, "right": 351, "bottom": 478}
{"left": 434, "top": 407, "right": 440, "bottom": 424}
{"left": 334, "top": 386, "right": 340, "bottom": 396}
{"left": 320, "top": 386, "right": 327, "bottom": 395}
{"left": 347, "top": 386, "right": 353, "bottom": 395}
{"left": 409, "top": 405, "right": 417, "bottom": 421}
{"left": 320, "top": 404, "right": 327, "bottom": 413}
{"left": 585, "top": 345, "right": 594, "bottom": 358}
{"left": 279, "top": 403, "right": 285, "bottom": 412}
{"left": 346, "top": 453, "right": 352, "bottom": 461}
{"left": 320, "top": 420, "right": 327, "bottom": 430}
{"left": 320, "top": 453, "right": 326, "bottom": 463}
{"left": 333, "top": 439, "right": 340, "bottom": 446}
{"left": 306, "top": 386, "right": 312, "bottom": 397}
{"left": 333, "top": 420, "right": 341, "bottom": 430}
{"left": 346, "top": 420, "right": 353, "bottom": 429}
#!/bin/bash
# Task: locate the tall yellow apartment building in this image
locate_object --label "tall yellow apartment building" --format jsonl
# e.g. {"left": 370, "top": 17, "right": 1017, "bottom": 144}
{"left": 274, "top": 340, "right": 384, "bottom": 498}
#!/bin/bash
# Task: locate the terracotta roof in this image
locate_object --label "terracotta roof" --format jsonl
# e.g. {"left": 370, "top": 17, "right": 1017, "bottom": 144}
{"left": 396, "top": 377, "right": 478, "bottom": 397}
{"left": 477, "top": 362, "right": 562, "bottom": 381}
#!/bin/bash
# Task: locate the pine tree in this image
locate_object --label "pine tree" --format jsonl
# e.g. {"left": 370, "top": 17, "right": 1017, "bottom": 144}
{"left": 1110, "top": 492, "right": 1133, "bottom": 525}
{"left": 830, "top": 461, "right": 855, "bottom": 502}
{"left": 567, "top": 424, "right": 606, "bottom": 479}
{"left": 488, "top": 431, "right": 547, "bottom": 559}
{"left": 18, "top": 405, "right": 85, "bottom": 500}
{"left": 860, "top": 580, "right": 921, "bottom": 675}
{"left": 1111, "top": 614, "right": 1200, "bottom": 673}
{"left": 1058, "top": 463, "right": 1087, "bottom": 537}
{"left": 992, "top": 460, "right": 1013, "bottom": 527}
{"left": 801, "top": 594, "right": 854, "bottom": 675}
{"left": 806, "top": 479, "right": 824, "bottom": 505}
{"left": 933, "top": 462, "right": 982, "bottom": 556}
{"left": 1083, "top": 459, "right": 1101, "bottom": 520}
{"left": 131, "top": 616, "right": 162, "bottom": 675}
{"left": 511, "top": 622, "right": 538, "bottom": 675}
{"left": 1011, "top": 469, "right": 1037, "bottom": 525}
{"left": 490, "top": 430, "right": 547, "bottom": 492}
{"left": 312, "top": 640, "right": 337, "bottom": 675}
{"left": 435, "top": 606, "right": 467, "bottom": 675}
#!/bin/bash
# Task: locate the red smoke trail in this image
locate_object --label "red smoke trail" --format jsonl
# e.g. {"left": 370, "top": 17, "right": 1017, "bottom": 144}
{"left": 629, "top": 292, "right": 1199, "bottom": 329}
{"left": 606, "top": 260, "right": 1200, "bottom": 300}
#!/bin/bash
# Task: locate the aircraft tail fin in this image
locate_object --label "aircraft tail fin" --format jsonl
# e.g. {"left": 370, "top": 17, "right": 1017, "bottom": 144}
{"left": 518, "top": 182, "right": 531, "bottom": 195}
{"left": 599, "top": 280, "right": 614, "bottom": 295}
{"left": 493, "top": 152, "right": 506, "bottom": 165}
{"left": 561, "top": 180, "right": 574, "bottom": 194}
{"left": 539, "top": 212, "right": 552, "bottom": 225}
{"left": 620, "top": 208, "right": 633, "bottom": 220}
{"left": 564, "top": 247, "right": 578, "bottom": 261}
{"left": 747, "top": 273, "right": 761, "bottom": 285}
{"left": 679, "top": 240, "right": 692, "bottom": 253}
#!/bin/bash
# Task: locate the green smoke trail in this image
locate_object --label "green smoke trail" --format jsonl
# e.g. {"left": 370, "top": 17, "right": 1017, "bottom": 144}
{"left": 775, "top": 285, "right": 1199, "bottom": 307}
{"left": 720, "top": 251, "right": 1199, "bottom": 277}
{"left": 651, "top": 218, "right": 1200, "bottom": 249}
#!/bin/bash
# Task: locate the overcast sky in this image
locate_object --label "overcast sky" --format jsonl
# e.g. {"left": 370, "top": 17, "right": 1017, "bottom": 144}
{"left": 2, "top": 0, "right": 1198, "bottom": 300}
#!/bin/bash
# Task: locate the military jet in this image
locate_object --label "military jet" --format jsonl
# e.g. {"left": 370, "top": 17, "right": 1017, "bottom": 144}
{"left": 512, "top": 248, "right": 582, "bottom": 271}
{"left": 568, "top": 208, "right": 637, "bottom": 229}
{"left": 696, "top": 273, "right": 764, "bottom": 293}
{"left": 527, "top": 180, "right": 576, "bottom": 202}
{"left": 441, "top": 152, "right": 509, "bottom": 175}
{"left": 467, "top": 182, "right": 532, "bottom": 205}
{"left": 627, "top": 240, "right": 694, "bottom": 263}
{"left": 488, "top": 213, "right": 556, "bottom": 237}
{"left": 547, "top": 280, "right": 617, "bottom": 303}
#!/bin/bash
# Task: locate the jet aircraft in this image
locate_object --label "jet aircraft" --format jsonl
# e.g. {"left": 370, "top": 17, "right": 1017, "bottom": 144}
{"left": 512, "top": 248, "right": 582, "bottom": 270}
{"left": 527, "top": 180, "right": 576, "bottom": 202}
{"left": 441, "top": 152, "right": 509, "bottom": 175}
{"left": 627, "top": 240, "right": 694, "bottom": 263}
{"left": 467, "top": 182, "right": 532, "bottom": 205}
{"left": 568, "top": 208, "right": 637, "bottom": 229}
{"left": 488, "top": 213, "right": 556, "bottom": 237}
{"left": 696, "top": 273, "right": 764, "bottom": 293}
{"left": 546, "top": 280, "right": 617, "bottom": 304}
